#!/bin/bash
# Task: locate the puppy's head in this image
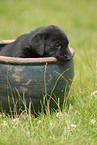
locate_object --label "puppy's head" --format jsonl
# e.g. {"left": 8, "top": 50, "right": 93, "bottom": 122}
{"left": 30, "top": 25, "right": 72, "bottom": 61}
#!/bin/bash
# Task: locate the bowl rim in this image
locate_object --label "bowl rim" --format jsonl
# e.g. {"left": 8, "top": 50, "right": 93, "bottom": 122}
{"left": 0, "top": 40, "right": 74, "bottom": 64}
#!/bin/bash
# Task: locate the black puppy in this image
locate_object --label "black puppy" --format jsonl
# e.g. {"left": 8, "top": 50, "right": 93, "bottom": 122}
{"left": 0, "top": 25, "right": 72, "bottom": 61}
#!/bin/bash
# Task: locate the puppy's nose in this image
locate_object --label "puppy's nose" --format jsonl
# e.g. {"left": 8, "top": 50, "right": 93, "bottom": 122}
{"left": 64, "top": 47, "right": 74, "bottom": 60}
{"left": 64, "top": 54, "right": 72, "bottom": 60}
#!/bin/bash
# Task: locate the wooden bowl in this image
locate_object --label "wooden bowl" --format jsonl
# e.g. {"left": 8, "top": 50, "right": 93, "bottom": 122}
{"left": 0, "top": 40, "right": 74, "bottom": 113}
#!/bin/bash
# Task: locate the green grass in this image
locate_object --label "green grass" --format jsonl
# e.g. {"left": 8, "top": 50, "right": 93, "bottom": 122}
{"left": 0, "top": 0, "right": 97, "bottom": 144}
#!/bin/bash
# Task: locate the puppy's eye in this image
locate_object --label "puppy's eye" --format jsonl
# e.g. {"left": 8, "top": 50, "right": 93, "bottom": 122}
{"left": 55, "top": 43, "right": 61, "bottom": 49}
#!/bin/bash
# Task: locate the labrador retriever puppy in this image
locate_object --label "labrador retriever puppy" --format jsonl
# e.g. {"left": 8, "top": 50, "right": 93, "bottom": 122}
{"left": 0, "top": 25, "right": 72, "bottom": 61}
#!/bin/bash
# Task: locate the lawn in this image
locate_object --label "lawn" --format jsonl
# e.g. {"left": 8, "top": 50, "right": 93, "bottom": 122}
{"left": 0, "top": 0, "right": 97, "bottom": 144}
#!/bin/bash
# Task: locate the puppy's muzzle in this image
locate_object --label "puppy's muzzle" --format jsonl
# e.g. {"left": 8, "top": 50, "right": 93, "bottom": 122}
{"left": 56, "top": 47, "right": 74, "bottom": 62}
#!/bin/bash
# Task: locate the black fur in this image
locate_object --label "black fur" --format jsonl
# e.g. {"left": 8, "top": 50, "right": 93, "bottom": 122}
{"left": 0, "top": 25, "right": 72, "bottom": 61}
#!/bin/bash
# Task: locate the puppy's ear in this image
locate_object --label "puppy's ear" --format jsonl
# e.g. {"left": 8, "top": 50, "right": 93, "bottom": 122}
{"left": 30, "top": 33, "right": 45, "bottom": 56}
